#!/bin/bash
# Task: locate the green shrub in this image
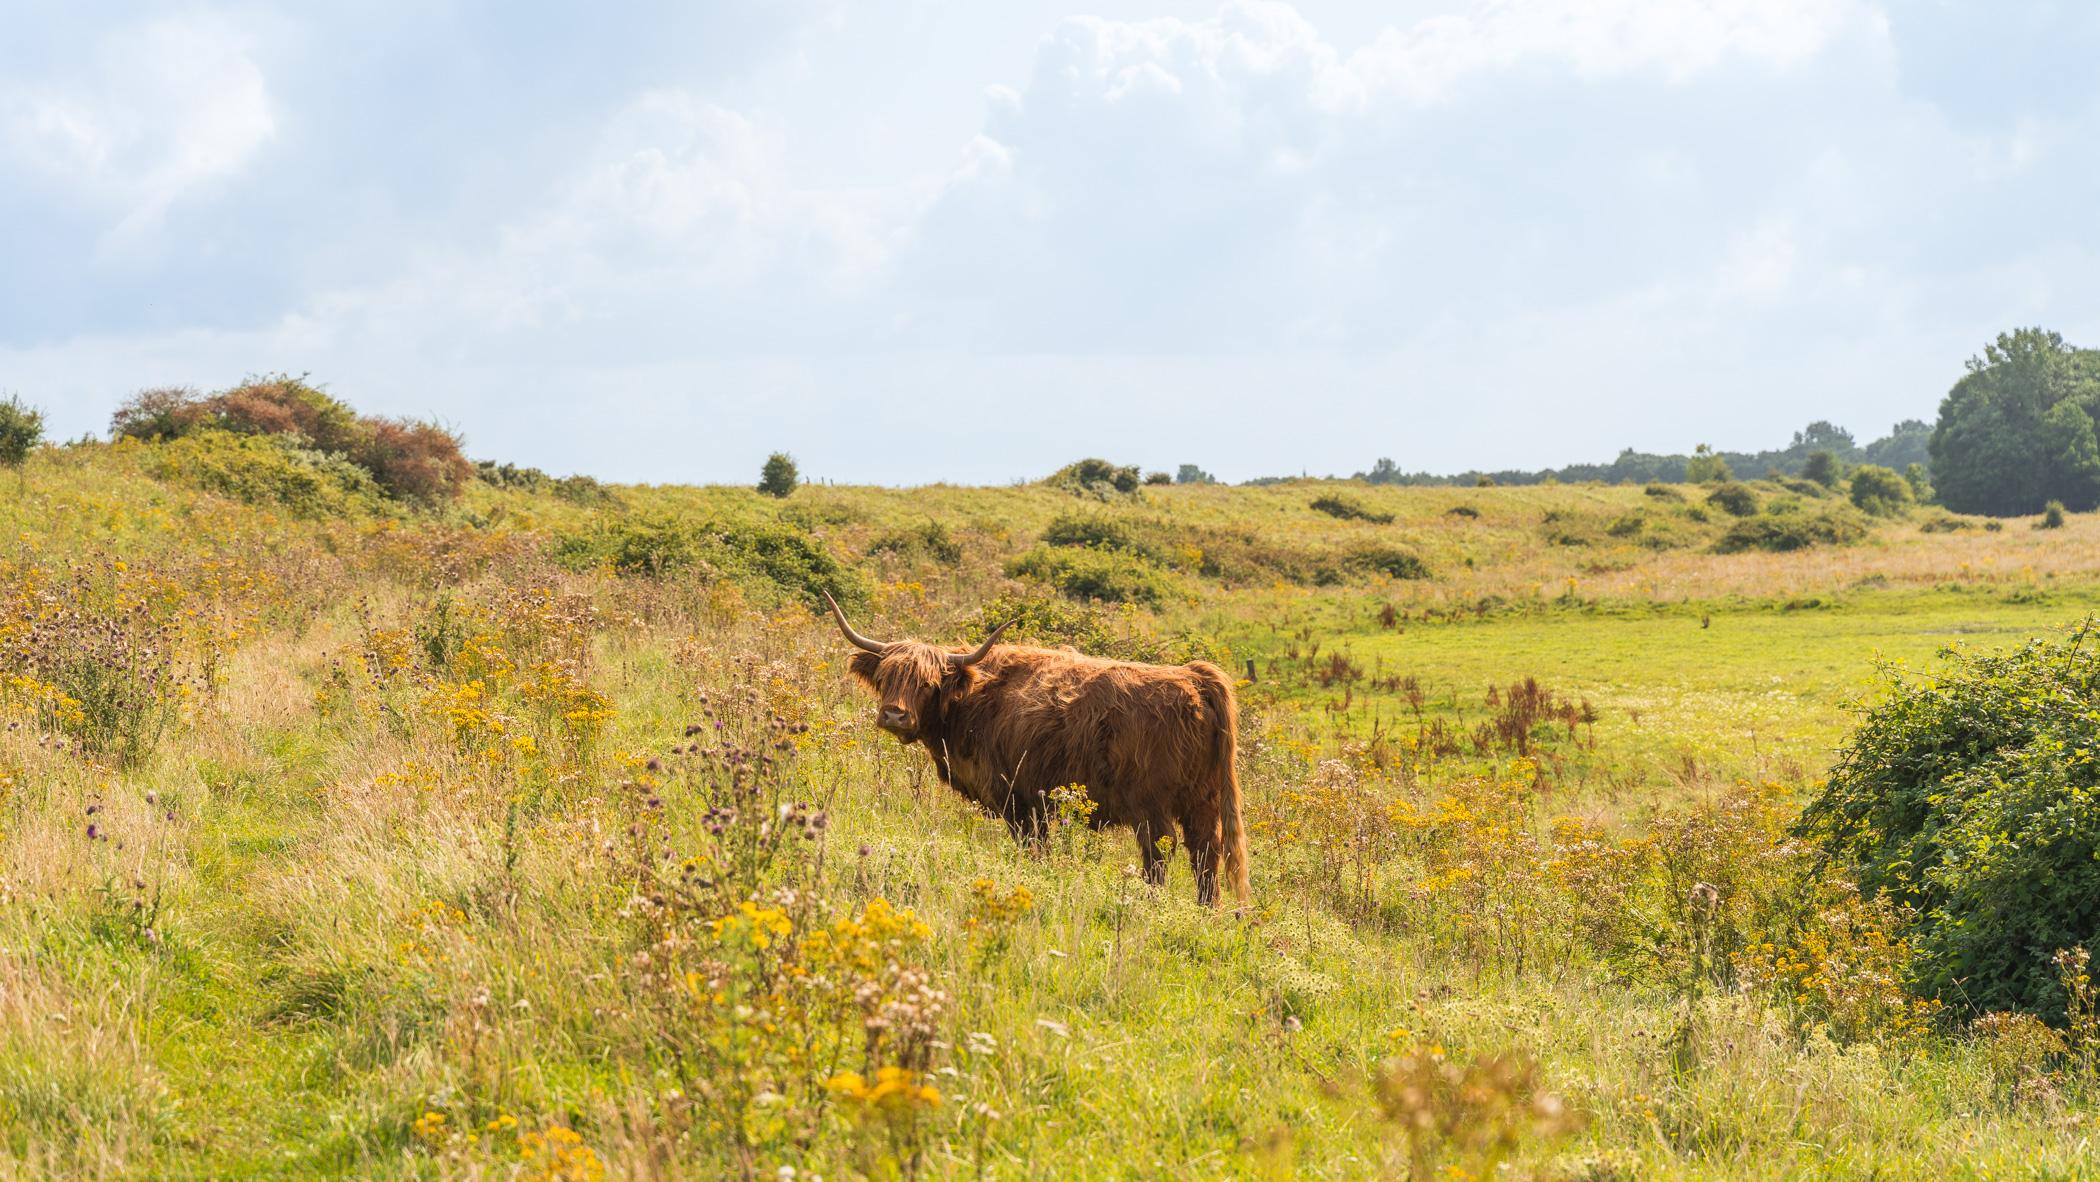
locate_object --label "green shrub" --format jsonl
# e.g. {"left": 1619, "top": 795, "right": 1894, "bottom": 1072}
{"left": 1352, "top": 545, "right": 1430, "bottom": 580}
{"left": 1447, "top": 504, "right": 1481, "bottom": 518}
{"left": 1777, "top": 477, "right": 1829, "bottom": 499}
{"left": 0, "top": 395, "right": 45, "bottom": 469}
{"left": 1713, "top": 509, "right": 1869, "bottom": 554}
{"left": 148, "top": 429, "right": 388, "bottom": 517}
{"left": 1917, "top": 513, "right": 1977, "bottom": 534}
{"left": 2038, "top": 500, "right": 2067, "bottom": 530}
{"left": 1849, "top": 465, "right": 1915, "bottom": 516}
{"left": 867, "top": 521, "right": 963, "bottom": 565}
{"left": 961, "top": 592, "right": 1223, "bottom": 664}
{"left": 759, "top": 452, "right": 799, "bottom": 498}
{"left": 553, "top": 514, "right": 865, "bottom": 607}
{"left": 1705, "top": 482, "right": 1760, "bottom": 517}
{"left": 1316, "top": 544, "right": 1431, "bottom": 583}
{"left": 1643, "top": 484, "right": 1683, "bottom": 501}
{"left": 1801, "top": 624, "right": 2100, "bottom": 1017}
{"left": 1046, "top": 458, "right": 1141, "bottom": 497}
{"left": 113, "top": 378, "right": 471, "bottom": 504}
{"left": 1041, "top": 514, "right": 1159, "bottom": 559}
{"left": 1310, "top": 493, "right": 1395, "bottom": 524}
{"left": 1005, "top": 545, "right": 1174, "bottom": 605}
{"left": 1143, "top": 470, "right": 1172, "bottom": 486}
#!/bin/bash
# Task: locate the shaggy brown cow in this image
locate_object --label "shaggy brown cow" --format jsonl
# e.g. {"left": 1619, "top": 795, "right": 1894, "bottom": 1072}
{"left": 824, "top": 593, "right": 1248, "bottom": 906}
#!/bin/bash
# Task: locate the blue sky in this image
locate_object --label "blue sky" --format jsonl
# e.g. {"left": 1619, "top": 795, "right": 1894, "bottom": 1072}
{"left": 4, "top": 1, "right": 2097, "bottom": 484}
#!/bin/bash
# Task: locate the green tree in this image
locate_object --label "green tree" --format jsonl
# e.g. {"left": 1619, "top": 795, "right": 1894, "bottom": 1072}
{"left": 1929, "top": 328, "right": 2100, "bottom": 515}
{"left": 1848, "top": 465, "right": 1914, "bottom": 516}
{"left": 1903, "top": 462, "right": 1934, "bottom": 504}
{"left": 758, "top": 452, "right": 799, "bottom": 498}
{"left": 1684, "top": 443, "right": 1732, "bottom": 484}
{"left": 0, "top": 395, "right": 44, "bottom": 471}
{"left": 1802, "top": 449, "right": 1843, "bottom": 488}
{"left": 1175, "top": 463, "right": 1216, "bottom": 485}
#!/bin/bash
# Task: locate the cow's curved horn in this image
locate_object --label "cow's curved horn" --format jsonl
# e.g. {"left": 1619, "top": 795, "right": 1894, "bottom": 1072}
{"left": 822, "top": 591, "right": 889, "bottom": 654}
{"left": 948, "top": 618, "right": 1018, "bottom": 668}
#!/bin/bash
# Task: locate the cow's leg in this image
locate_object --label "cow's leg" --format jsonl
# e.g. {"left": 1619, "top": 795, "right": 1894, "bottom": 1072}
{"left": 1134, "top": 812, "right": 1172, "bottom": 887}
{"left": 1182, "top": 802, "right": 1222, "bottom": 906}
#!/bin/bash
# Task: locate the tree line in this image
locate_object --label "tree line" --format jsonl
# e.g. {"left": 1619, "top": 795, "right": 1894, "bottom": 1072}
{"left": 1327, "top": 328, "right": 2098, "bottom": 517}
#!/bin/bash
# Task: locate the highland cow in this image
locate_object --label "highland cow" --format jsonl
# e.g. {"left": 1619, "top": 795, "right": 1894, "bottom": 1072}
{"left": 825, "top": 593, "right": 1249, "bottom": 906}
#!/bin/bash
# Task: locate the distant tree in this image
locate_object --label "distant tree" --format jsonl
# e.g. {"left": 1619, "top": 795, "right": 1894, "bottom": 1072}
{"left": 1848, "top": 464, "right": 1914, "bottom": 516}
{"left": 1930, "top": 328, "right": 2100, "bottom": 515}
{"left": 1802, "top": 449, "right": 1843, "bottom": 488}
{"left": 1790, "top": 420, "right": 1857, "bottom": 455}
{"left": 1903, "top": 462, "right": 1934, "bottom": 504}
{"left": 0, "top": 395, "right": 45, "bottom": 471}
{"left": 758, "top": 452, "right": 800, "bottom": 498}
{"left": 1175, "top": 463, "right": 1216, "bottom": 485}
{"left": 1361, "top": 457, "right": 1402, "bottom": 485}
{"left": 1860, "top": 419, "right": 1932, "bottom": 470}
{"left": 1685, "top": 443, "right": 1733, "bottom": 484}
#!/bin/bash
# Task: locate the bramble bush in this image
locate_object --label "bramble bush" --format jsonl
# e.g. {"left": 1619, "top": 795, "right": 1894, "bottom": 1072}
{"left": 110, "top": 377, "right": 472, "bottom": 505}
{"left": 1005, "top": 543, "right": 1176, "bottom": 606}
{"left": 1705, "top": 483, "right": 1760, "bottom": 518}
{"left": 552, "top": 514, "right": 867, "bottom": 609}
{"left": 1713, "top": 508, "right": 1869, "bottom": 554}
{"left": 1848, "top": 464, "right": 1915, "bottom": 517}
{"left": 1045, "top": 457, "right": 1140, "bottom": 497}
{"left": 1310, "top": 493, "right": 1395, "bottom": 524}
{"left": 1801, "top": 622, "right": 2100, "bottom": 1018}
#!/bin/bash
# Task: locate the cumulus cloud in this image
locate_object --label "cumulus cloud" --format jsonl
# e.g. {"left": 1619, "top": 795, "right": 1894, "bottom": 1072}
{"left": 10, "top": 0, "right": 2100, "bottom": 484}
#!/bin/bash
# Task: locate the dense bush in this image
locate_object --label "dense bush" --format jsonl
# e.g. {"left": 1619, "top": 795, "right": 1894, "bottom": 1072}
{"left": 110, "top": 378, "right": 471, "bottom": 505}
{"left": 476, "top": 461, "right": 620, "bottom": 506}
{"left": 1326, "top": 544, "right": 1431, "bottom": 582}
{"left": 1848, "top": 464, "right": 1915, "bottom": 516}
{"left": 1046, "top": 458, "right": 1141, "bottom": 497}
{"left": 759, "top": 452, "right": 799, "bottom": 498}
{"left": 553, "top": 514, "right": 865, "bottom": 607}
{"left": 0, "top": 395, "right": 43, "bottom": 469}
{"left": 1705, "top": 483, "right": 1760, "bottom": 517}
{"left": 147, "top": 430, "right": 389, "bottom": 517}
{"left": 866, "top": 521, "right": 963, "bottom": 565}
{"left": 2038, "top": 500, "right": 2067, "bottom": 530}
{"left": 1005, "top": 545, "right": 1174, "bottom": 606}
{"left": 1310, "top": 493, "right": 1395, "bottom": 524}
{"left": 1713, "top": 509, "right": 1869, "bottom": 553}
{"left": 1040, "top": 514, "right": 1159, "bottom": 559}
{"left": 1802, "top": 625, "right": 2100, "bottom": 1017}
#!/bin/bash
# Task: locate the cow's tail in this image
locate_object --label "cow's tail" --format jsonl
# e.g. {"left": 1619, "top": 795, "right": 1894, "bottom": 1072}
{"left": 1189, "top": 661, "right": 1250, "bottom": 908}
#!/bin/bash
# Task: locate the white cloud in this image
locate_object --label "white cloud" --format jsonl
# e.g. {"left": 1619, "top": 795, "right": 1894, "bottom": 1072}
{"left": 1, "top": 12, "right": 276, "bottom": 244}
{"left": 1352, "top": 0, "right": 1876, "bottom": 103}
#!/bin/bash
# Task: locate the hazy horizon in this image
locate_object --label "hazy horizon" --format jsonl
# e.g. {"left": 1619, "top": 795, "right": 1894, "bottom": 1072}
{"left": 7, "top": 1, "right": 2098, "bottom": 485}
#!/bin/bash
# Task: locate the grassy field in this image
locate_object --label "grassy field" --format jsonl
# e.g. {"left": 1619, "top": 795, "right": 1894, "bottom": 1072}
{"left": 4, "top": 440, "right": 2100, "bottom": 1180}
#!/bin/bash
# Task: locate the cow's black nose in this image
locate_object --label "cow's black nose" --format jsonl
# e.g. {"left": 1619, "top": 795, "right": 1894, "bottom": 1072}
{"left": 880, "top": 709, "right": 911, "bottom": 729}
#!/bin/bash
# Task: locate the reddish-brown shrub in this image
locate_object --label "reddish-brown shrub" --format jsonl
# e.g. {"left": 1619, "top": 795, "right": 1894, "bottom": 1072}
{"left": 353, "top": 417, "right": 473, "bottom": 505}
{"left": 107, "top": 377, "right": 471, "bottom": 506}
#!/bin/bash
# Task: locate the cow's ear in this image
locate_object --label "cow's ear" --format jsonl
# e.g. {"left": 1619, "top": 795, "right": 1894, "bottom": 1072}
{"left": 847, "top": 650, "right": 882, "bottom": 686}
{"left": 939, "top": 663, "right": 980, "bottom": 699}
